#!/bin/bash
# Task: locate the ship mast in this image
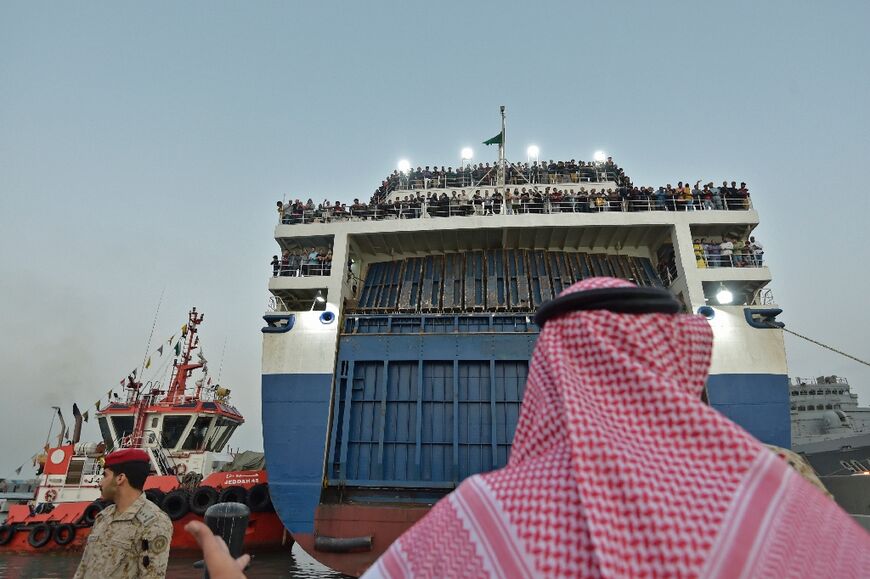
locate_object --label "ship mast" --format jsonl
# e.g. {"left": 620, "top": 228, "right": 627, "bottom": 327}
{"left": 165, "top": 307, "right": 205, "bottom": 404}
{"left": 497, "top": 105, "right": 506, "bottom": 188}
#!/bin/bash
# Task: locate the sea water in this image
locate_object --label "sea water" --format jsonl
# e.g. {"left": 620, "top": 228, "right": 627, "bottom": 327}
{"left": 0, "top": 543, "right": 350, "bottom": 578}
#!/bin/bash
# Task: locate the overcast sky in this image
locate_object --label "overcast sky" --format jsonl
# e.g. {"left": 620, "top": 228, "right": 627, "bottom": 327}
{"left": 2, "top": 1, "right": 869, "bottom": 477}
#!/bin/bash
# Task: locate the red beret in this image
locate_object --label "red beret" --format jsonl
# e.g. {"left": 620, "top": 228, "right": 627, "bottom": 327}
{"left": 104, "top": 449, "right": 150, "bottom": 467}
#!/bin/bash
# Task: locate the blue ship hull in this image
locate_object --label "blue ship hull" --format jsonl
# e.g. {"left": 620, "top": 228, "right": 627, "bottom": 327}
{"left": 263, "top": 317, "right": 790, "bottom": 537}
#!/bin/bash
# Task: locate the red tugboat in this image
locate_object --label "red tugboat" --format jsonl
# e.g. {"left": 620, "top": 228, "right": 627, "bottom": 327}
{"left": 0, "top": 308, "right": 288, "bottom": 552}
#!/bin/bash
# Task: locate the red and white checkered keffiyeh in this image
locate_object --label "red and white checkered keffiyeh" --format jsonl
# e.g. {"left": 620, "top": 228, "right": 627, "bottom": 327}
{"left": 363, "top": 277, "right": 870, "bottom": 578}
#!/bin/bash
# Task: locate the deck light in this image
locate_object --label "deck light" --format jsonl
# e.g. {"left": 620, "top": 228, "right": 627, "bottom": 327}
{"left": 397, "top": 159, "right": 411, "bottom": 173}
{"left": 716, "top": 285, "right": 733, "bottom": 305}
{"left": 315, "top": 291, "right": 325, "bottom": 303}
{"left": 461, "top": 147, "right": 474, "bottom": 161}
{"left": 527, "top": 145, "right": 540, "bottom": 161}
{"left": 593, "top": 150, "right": 607, "bottom": 163}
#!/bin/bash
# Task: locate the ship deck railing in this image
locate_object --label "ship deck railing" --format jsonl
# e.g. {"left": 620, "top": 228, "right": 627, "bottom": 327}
{"left": 387, "top": 168, "right": 621, "bottom": 191}
{"left": 272, "top": 264, "right": 332, "bottom": 278}
{"left": 279, "top": 196, "right": 754, "bottom": 225}
{"left": 695, "top": 252, "right": 765, "bottom": 268}
{"left": 791, "top": 376, "right": 850, "bottom": 386}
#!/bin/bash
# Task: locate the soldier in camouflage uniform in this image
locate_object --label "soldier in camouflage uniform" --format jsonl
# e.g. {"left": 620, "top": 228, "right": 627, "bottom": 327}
{"left": 74, "top": 449, "right": 173, "bottom": 579}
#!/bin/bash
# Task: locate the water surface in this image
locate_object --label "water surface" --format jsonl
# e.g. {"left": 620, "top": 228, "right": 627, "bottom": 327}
{"left": 0, "top": 543, "right": 351, "bottom": 578}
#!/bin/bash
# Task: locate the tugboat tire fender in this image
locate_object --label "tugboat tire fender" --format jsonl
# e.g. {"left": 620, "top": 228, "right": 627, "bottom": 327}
{"left": 145, "top": 488, "right": 165, "bottom": 505}
{"left": 0, "top": 524, "right": 14, "bottom": 546}
{"left": 81, "top": 501, "right": 105, "bottom": 526}
{"left": 27, "top": 524, "right": 52, "bottom": 548}
{"left": 190, "top": 486, "right": 218, "bottom": 516}
{"left": 53, "top": 523, "right": 76, "bottom": 546}
{"left": 218, "top": 485, "right": 248, "bottom": 505}
{"left": 246, "top": 483, "right": 273, "bottom": 512}
{"left": 162, "top": 489, "right": 191, "bottom": 521}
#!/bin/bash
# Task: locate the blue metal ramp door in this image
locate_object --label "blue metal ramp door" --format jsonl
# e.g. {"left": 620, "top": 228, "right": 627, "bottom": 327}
{"left": 329, "top": 344, "right": 532, "bottom": 488}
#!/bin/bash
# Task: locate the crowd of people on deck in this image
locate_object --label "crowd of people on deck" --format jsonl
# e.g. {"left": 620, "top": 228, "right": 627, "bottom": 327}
{"left": 271, "top": 247, "right": 332, "bottom": 277}
{"left": 695, "top": 236, "right": 764, "bottom": 268}
{"left": 372, "top": 158, "right": 627, "bottom": 200}
{"left": 277, "top": 179, "right": 752, "bottom": 224}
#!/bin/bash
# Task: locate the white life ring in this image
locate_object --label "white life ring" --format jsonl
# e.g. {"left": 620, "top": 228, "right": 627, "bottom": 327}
{"left": 44, "top": 489, "right": 58, "bottom": 503}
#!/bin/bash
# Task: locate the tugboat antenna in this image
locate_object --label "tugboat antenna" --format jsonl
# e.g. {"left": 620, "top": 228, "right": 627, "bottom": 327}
{"left": 140, "top": 287, "right": 165, "bottom": 377}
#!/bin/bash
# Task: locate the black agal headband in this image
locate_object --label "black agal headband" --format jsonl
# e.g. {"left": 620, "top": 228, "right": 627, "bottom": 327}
{"left": 534, "top": 286, "right": 682, "bottom": 328}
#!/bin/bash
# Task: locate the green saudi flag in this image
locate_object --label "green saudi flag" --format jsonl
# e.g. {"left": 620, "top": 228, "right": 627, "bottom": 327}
{"left": 483, "top": 132, "right": 503, "bottom": 146}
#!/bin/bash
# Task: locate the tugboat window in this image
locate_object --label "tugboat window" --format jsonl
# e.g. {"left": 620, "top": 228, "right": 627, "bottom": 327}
{"left": 111, "top": 416, "right": 135, "bottom": 442}
{"left": 207, "top": 417, "right": 238, "bottom": 452}
{"left": 182, "top": 416, "right": 213, "bottom": 450}
{"left": 98, "top": 417, "right": 115, "bottom": 451}
{"left": 162, "top": 415, "right": 192, "bottom": 449}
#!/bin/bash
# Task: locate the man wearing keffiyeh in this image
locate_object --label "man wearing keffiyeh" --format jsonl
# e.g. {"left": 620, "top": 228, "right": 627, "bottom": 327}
{"left": 363, "top": 277, "right": 870, "bottom": 579}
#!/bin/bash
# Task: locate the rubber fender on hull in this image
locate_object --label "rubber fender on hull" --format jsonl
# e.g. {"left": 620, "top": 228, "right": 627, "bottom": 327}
{"left": 28, "top": 524, "right": 52, "bottom": 548}
{"left": 0, "top": 525, "right": 15, "bottom": 546}
{"left": 246, "top": 483, "right": 273, "bottom": 512}
{"left": 162, "top": 489, "right": 191, "bottom": 521}
{"left": 314, "top": 535, "right": 374, "bottom": 553}
{"left": 218, "top": 486, "right": 248, "bottom": 505}
{"left": 81, "top": 501, "right": 106, "bottom": 526}
{"left": 145, "top": 488, "right": 166, "bottom": 505}
{"left": 190, "top": 486, "right": 219, "bottom": 516}
{"left": 53, "top": 524, "right": 76, "bottom": 546}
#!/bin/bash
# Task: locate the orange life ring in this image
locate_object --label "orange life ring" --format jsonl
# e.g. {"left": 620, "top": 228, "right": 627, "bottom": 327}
{"left": 175, "top": 463, "right": 187, "bottom": 475}
{"left": 44, "top": 489, "right": 58, "bottom": 503}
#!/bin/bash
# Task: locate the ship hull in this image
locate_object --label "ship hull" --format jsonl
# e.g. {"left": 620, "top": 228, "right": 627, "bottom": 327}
{"left": 797, "top": 445, "right": 870, "bottom": 477}
{"left": 293, "top": 504, "right": 430, "bottom": 577}
{"left": 0, "top": 509, "right": 287, "bottom": 553}
{"left": 263, "top": 213, "right": 790, "bottom": 576}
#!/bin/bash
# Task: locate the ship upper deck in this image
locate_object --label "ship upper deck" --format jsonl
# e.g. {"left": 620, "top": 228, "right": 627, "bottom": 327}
{"left": 269, "top": 164, "right": 770, "bottom": 314}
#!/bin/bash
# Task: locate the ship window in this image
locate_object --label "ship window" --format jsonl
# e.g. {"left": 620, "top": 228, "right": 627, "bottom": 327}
{"left": 207, "top": 417, "right": 239, "bottom": 452}
{"left": 111, "top": 416, "right": 135, "bottom": 441}
{"left": 825, "top": 389, "right": 831, "bottom": 395}
{"left": 161, "top": 415, "right": 192, "bottom": 449}
{"left": 182, "top": 416, "right": 213, "bottom": 451}
{"left": 826, "top": 404, "right": 833, "bottom": 409}
{"left": 98, "top": 417, "right": 115, "bottom": 451}
{"left": 800, "top": 390, "right": 806, "bottom": 396}
{"left": 798, "top": 406, "right": 805, "bottom": 411}
{"left": 151, "top": 418, "right": 158, "bottom": 428}
{"left": 790, "top": 404, "right": 796, "bottom": 410}
{"left": 213, "top": 425, "right": 237, "bottom": 452}
{"left": 791, "top": 391, "right": 798, "bottom": 396}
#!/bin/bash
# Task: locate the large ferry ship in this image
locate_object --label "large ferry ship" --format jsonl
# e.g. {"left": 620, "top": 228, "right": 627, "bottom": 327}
{"left": 261, "top": 112, "right": 789, "bottom": 576}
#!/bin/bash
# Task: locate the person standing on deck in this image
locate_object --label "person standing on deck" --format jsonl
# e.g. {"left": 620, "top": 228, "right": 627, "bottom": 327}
{"left": 363, "top": 278, "right": 870, "bottom": 579}
{"left": 74, "top": 449, "right": 173, "bottom": 579}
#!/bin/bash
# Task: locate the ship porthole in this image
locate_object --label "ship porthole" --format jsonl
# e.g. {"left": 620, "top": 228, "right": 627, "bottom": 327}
{"left": 697, "top": 306, "right": 715, "bottom": 319}
{"left": 320, "top": 311, "right": 335, "bottom": 324}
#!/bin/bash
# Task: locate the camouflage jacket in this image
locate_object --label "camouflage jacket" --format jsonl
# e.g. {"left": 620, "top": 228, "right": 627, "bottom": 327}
{"left": 74, "top": 492, "right": 173, "bottom": 579}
